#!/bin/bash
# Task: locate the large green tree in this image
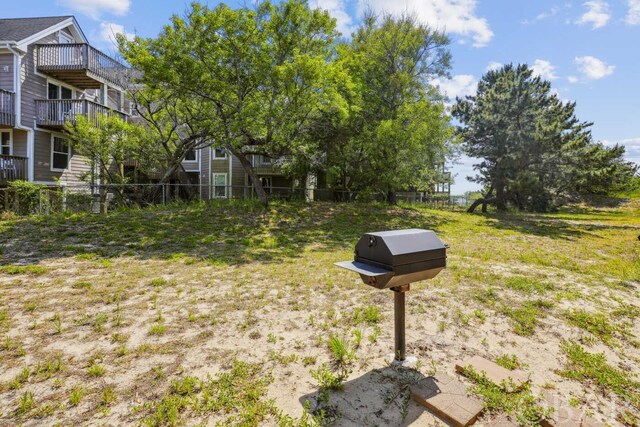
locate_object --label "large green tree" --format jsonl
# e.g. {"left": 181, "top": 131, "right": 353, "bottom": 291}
{"left": 119, "top": 0, "right": 347, "bottom": 206}
{"left": 325, "top": 12, "right": 454, "bottom": 203}
{"left": 453, "top": 63, "right": 636, "bottom": 212}
{"left": 126, "top": 84, "right": 211, "bottom": 185}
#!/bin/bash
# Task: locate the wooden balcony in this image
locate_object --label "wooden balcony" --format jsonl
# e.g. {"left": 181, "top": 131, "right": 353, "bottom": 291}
{"left": 36, "top": 43, "right": 128, "bottom": 89}
{"left": 35, "top": 99, "right": 128, "bottom": 130}
{"left": 251, "top": 155, "right": 291, "bottom": 175}
{"left": 0, "top": 89, "right": 15, "bottom": 128}
{"left": 0, "top": 155, "right": 27, "bottom": 185}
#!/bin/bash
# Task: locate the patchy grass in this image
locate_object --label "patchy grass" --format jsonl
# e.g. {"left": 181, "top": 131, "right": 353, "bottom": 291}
{"left": 558, "top": 340, "right": 640, "bottom": 410}
{"left": 139, "top": 360, "right": 277, "bottom": 426}
{"left": 564, "top": 309, "right": 630, "bottom": 345}
{"left": 496, "top": 354, "right": 526, "bottom": 370}
{"left": 501, "top": 299, "right": 554, "bottom": 336}
{"left": 0, "top": 199, "right": 638, "bottom": 424}
{"left": 461, "top": 366, "right": 552, "bottom": 425}
{"left": 0, "top": 265, "right": 47, "bottom": 275}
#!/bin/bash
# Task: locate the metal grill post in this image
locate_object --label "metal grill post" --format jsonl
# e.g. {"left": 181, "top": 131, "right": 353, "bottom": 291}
{"left": 392, "top": 284, "right": 410, "bottom": 362}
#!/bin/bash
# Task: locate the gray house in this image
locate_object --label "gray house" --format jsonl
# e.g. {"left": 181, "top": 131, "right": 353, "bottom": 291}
{"left": 0, "top": 16, "right": 128, "bottom": 187}
{"left": 0, "top": 16, "right": 312, "bottom": 202}
{"left": 183, "top": 149, "right": 297, "bottom": 200}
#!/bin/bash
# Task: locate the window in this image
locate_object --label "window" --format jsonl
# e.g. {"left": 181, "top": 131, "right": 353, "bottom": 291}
{"left": 59, "top": 32, "right": 73, "bottom": 44}
{"left": 51, "top": 136, "right": 70, "bottom": 171}
{"left": 184, "top": 149, "right": 197, "bottom": 162}
{"left": 213, "top": 147, "right": 226, "bottom": 159}
{"left": 256, "top": 155, "right": 271, "bottom": 166}
{"left": 212, "top": 173, "right": 227, "bottom": 198}
{"left": 47, "top": 83, "right": 73, "bottom": 100}
{"left": 1, "top": 131, "right": 11, "bottom": 156}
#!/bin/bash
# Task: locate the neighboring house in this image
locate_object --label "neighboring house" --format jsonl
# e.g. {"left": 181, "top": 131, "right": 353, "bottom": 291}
{"left": 0, "top": 16, "right": 128, "bottom": 187}
{"left": 433, "top": 162, "right": 451, "bottom": 197}
{"left": 184, "top": 148, "right": 296, "bottom": 200}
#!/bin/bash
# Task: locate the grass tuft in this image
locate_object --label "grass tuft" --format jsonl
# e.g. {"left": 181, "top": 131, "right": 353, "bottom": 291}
{"left": 558, "top": 340, "right": 640, "bottom": 410}
{"left": 0, "top": 265, "right": 47, "bottom": 275}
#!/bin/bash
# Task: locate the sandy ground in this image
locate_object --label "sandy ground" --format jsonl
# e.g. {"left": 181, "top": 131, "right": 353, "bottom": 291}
{"left": 0, "top": 202, "right": 638, "bottom": 426}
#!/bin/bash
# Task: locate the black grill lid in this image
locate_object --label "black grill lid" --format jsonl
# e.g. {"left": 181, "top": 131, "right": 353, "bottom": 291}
{"left": 355, "top": 229, "right": 445, "bottom": 268}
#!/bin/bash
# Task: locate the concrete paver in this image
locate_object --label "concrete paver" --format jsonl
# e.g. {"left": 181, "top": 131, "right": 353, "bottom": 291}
{"left": 455, "top": 356, "right": 529, "bottom": 391}
{"left": 410, "top": 373, "right": 483, "bottom": 427}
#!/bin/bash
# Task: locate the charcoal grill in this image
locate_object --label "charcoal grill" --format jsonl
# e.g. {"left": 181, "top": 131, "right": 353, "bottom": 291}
{"left": 336, "top": 229, "right": 447, "bottom": 363}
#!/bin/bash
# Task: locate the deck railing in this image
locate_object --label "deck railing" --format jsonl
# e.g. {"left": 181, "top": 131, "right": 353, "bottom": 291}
{"left": 35, "top": 99, "right": 128, "bottom": 128}
{"left": 0, "top": 89, "right": 15, "bottom": 127}
{"left": 0, "top": 155, "right": 27, "bottom": 184}
{"left": 251, "top": 155, "right": 292, "bottom": 174}
{"left": 36, "top": 43, "right": 128, "bottom": 88}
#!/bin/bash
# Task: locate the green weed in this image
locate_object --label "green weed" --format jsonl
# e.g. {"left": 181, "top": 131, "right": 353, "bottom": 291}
{"left": 564, "top": 309, "right": 628, "bottom": 345}
{"left": 87, "top": 363, "right": 106, "bottom": 377}
{"left": 16, "top": 390, "right": 35, "bottom": 415}
{"left": 504, "top": 276, "right": 553, "bottom": 295}
{"left": 558, "top": 340, "right": 640, "bottom": 409}
{"left": 0, "top": 265, "right": 47, "bottom": 275}
{"left": 496, "top": 354, "right": 526, "bottom": 370}
{"left": 69, "top": 386, "right": 87, "bottom": 407}
{"left": 461, "top": 366, "right": 551, "bottom": 424}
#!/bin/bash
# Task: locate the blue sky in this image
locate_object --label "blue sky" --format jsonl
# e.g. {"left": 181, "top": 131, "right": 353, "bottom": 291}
{"left": 4, "top": 0, "right": 639, "bottom": 194}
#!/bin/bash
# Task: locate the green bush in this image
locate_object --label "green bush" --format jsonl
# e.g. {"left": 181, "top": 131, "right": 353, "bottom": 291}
{"left": 6, "top": 181, "right": 49, "bottom": 215}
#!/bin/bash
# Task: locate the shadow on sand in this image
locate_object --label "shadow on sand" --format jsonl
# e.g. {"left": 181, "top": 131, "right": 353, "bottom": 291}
{"left": 298, "top": 367, "right": 456, "bottom": 426}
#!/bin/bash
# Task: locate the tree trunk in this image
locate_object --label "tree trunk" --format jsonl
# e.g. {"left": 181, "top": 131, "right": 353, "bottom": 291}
{"left": 232, "top": 149, "right": 268, "bottom": 207}
{"left": 467, "top": 185, "right": 495, "bottom": 213}
{"left": 467, "top": 197, "right": 496, "bottom": 213}
{"left": 175, "top": 164, "right": 195, "bottom": 199}
{"left": 387, "top": 189, "right": 397, "bottom": 205}
{"left": 495, "top": 181, "right": 507, "bottom": 211}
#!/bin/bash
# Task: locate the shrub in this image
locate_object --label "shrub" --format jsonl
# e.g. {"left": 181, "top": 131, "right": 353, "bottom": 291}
{"left": 7, "top": 181, "right": 49, "bottom": 215}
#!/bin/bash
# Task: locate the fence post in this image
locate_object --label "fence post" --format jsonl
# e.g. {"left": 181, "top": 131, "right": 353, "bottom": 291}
{"left": 162, "top": 185, "right": 166, "bottom": 205}
{"left": 62, "top": 186, "right": 67, "bottom": 212}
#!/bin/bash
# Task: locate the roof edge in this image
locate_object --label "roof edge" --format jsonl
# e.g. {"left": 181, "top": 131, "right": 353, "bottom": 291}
{"left": 16, "top": 16, "right": 87, "bottom": 50}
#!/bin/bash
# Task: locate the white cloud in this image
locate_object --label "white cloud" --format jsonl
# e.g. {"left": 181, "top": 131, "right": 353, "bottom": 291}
{"left": 575, "top": 55, "right": 615, "bottom": 79}
{"left": 57, "top": 0, "right": 130, "bottom": 20}
{"left": 626, "top": 0, "right": 640, "bottom": 25}
{"left": 312, "top": 0, "right": 355, "bottom": 36}
{"left": 567, "top": 75, "right": 579, "bottom": 83}
{"left": 486, "top": 61, "right": 502, "bottom": 72}
{"left": 575, "top": 1, "right": 610, "bottom": 29}
{"left": 432, "top": 74, "right": 477, "bottom": 99}
{"left": 99, "top": 22, "right": 134, "bottom": 45}
{"left": 602, "top": 138, "right": 640, "bottom": 165}
{"left": 359, "top": 0, "right": 493, "bottom": 47}
{"left": 522, "top": 5, "right": 560, "bottom": 24}
{"left": 531, "top": 59, "right": 557, "bottom": 80}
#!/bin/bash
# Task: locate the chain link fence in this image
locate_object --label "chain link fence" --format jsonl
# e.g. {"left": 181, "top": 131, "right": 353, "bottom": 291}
{"left": 0, "top": 183, "right": 474, "bottom": 216}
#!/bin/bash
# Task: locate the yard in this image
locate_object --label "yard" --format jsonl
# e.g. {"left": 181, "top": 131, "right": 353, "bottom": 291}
{"left": 0, "top": 199, "right": 638, "bottom": 426}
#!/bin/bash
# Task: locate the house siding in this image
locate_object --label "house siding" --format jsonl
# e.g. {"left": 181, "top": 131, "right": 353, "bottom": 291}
{"left": 231, "top": 155, "right": 245, "bottom": 189}
{"left": 33, "top": 130, "right": 52, "bottom": 181}
{"left": 13, "top": 129, "right": 28, "bottom": 157}
{"left": 20, "top": 32, "right": 57, "bottom": 128}
{"left": 211, "top": 158, "right": 228, "bottom": 174}
{"left": 33, "top": 130, "right": 89, "bottom": 184}
{"left": 0, "top": 53, "right": 14, "bottom": 91}
{"left": 200, "top": 147, "right": 210, "bottom": 200}
{"left": 106, "top": 86, "right": 121, "bottom": 110}
{"left": 60, "top": 148, "right": 91, "bottom": 185}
